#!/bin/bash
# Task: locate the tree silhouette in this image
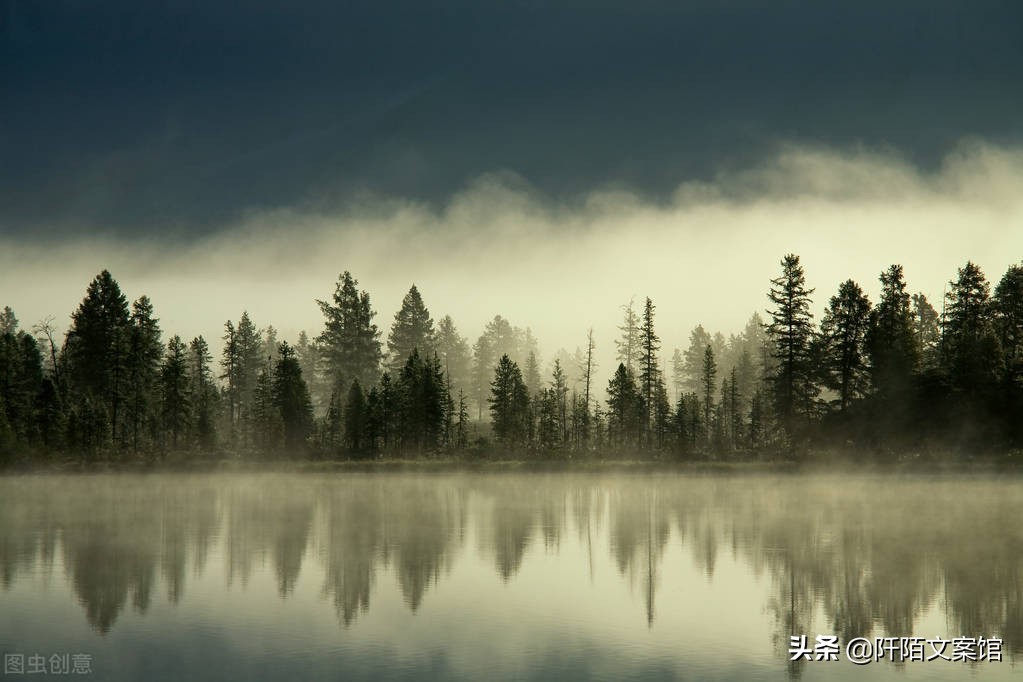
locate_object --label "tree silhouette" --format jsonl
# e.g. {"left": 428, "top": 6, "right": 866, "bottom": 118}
{"left": 943, "top": 262, "right": 999, "bottom": 394}
{"left": 387, "top": 285, "right": 435, "bottom": 374}
{"left": 273, "top": 342, "right": 314, "bottom": 451}
{"left": 766, "top": 254, "right": 817, "bottom": 437}
{"left": 160, "top": 336, "right": 190, "bottom": 450}
{"left": 126, "top": 296, "right": 162, "bottom": 454}
{"left": 994, "top": 264, "right": 1023, "bottom": 390}
{"left": 317, "top": 271, "right": 382, "bottom": 392}
{"left": 65, "top": 270, "right": 131, "bottom": 446}
{"left": 638, "top": 297, "right": 661, "bottom": 445}
{"left": 819, "top": 280, "right": 871, "bottom": 412}
{"left": 867, "top": 265, "right": 918, "bottom": 398}
{"left": 489, "top": 355, "right": 530, "bottom": 448}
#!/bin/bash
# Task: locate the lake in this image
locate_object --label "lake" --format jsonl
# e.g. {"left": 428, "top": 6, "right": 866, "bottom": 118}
{"left": 1, "top": 471, "right": 1019, "bottom": 680}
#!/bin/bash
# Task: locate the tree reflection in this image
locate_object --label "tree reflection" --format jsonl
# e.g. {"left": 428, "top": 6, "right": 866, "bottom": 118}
{"left": 385, "top": 485, "right": 462, "bottom": 611}
{"left": 1, "top": 469, "right": 1023, "bottom": 673}
{"left": 317, "top": 478, "right": 465, "bottom": 624}
{"left": 0, "top": 478, "right": 59, "bottom": 589}
{"left": 481, "top": 487, "right": 537, "bottom": 582}
{"left": 61, "top": 488, "right": 160, "bottom": 634}
{"left": 319, "top": 483, "right": 382, "bottom": 627}
{"left": 607, "top": 487, "right": 669, "bottom": 626}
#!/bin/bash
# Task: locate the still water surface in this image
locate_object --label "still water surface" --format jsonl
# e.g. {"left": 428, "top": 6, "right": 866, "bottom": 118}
{"left": 1, "top": 472, "right": 1020, "bottom": 680}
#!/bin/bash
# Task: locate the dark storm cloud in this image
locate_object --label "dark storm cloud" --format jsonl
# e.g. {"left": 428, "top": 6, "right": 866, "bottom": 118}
{"left": 1, "top": 0, "right": 1021, "bottom": 237}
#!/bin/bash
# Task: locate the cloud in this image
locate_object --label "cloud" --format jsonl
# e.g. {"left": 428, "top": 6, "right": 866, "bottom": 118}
{"left": 2, "top": 140, "right": 1021, "bottom": 378}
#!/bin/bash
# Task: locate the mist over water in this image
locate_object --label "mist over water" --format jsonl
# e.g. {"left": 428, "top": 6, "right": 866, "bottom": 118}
{"left": 1, "top": 471, "right": 1019, "bottom": 681}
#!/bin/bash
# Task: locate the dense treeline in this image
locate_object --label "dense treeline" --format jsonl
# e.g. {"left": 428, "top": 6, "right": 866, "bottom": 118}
{"left": 2, "top": 254, "right": 1022, "bottom": 464}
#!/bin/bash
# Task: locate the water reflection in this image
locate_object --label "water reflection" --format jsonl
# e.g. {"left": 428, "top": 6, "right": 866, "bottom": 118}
{"left": 1, "top": 472, "right": 1022, "bottom": 670}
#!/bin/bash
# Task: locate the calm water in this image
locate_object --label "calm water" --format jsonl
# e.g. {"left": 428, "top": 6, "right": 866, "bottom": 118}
{"left": 1, "top": 472, "right": 1020, "bottom": 681}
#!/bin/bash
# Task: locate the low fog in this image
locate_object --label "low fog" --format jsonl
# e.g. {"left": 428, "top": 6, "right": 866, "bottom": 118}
{"left": 3, "top": 140, "right": 1022, "bottom": 371}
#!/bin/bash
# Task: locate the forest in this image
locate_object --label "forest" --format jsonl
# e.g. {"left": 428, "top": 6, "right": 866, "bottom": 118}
{"left": 1, "top": 253, "right": 1022, "bottom": 465}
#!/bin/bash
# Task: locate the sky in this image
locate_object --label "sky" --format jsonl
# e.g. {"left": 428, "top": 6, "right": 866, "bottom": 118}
{"left": 2, "top": 0, "right": 1022, "bottom": 370}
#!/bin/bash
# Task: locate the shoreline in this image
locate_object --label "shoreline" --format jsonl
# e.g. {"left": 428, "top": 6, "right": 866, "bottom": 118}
{"left": 3, "top": 455, "right": 1022, "bottom": 476}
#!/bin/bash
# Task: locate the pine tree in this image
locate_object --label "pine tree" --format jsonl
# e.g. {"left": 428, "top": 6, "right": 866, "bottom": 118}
{"left": 218, "top": 312, "right": 263, "bottom": 444}
{"left": 550, "top": 359, "right": 569, "bottom": 446}
{"left": 235, "top": 311, "right": 264, "bottom": 427}
{"left": 524, "top": 351, "right": 542, "bottom": 396}
{"left": 0, "top": 325, "right": 43, "bottom": 447}
{"left": 743, "top": 312, "right": 772, "bottom": 417}
{"left": 866, "top": 265, "right": 918, "bottom": 398}
{"left": 273, "top": 342, "right": 314, "bottom": 451}
{"left": 440, "top": 368, "right": 456, "bottom": 448}
{"left": 638, "top": 297, "right": 661, "bottom": 445}
{"left": 711, "top": 385, "right": 726, "bottom": 452}
{"left": 484, "top": 315, "right": 519, "bottom": 363}
{"left": 294, "top": 330, "right": 325, "bottom": 413}
{"left": 317, "top": 271, "right": 383, "bottom": 391}
{"left": 819, "top": 280, "right": 872, "bottom": 411}
{"left": 220, "top": 320, "right": 240, "bottom": 430}
{"left": 68, "top": 394, "right": 111, "bottom": 460}
{"left": 682, "top": 325, "right": 713, "bottom": 394}
{"left": 323, "top": 386, "right": 343, "bottom": 452}
{"left": 427, "top": 353, "right": 450, "bottom": 451}
{"left": 395, "top": 349, "right": 446, "bottom": 452}
{"left": 671, "top": 348, "right": 685, "bottom": 402}
{"left": 126, "top": 296, "right": 162, "bottom": 453}
{"left": 34, "top": 376, "right": 64, "bottom": 451}
{"left": 536, "top": 388, "right": 559, "bottom": 450}
{"left": 765, "top": 254, "right": 817, "bottom": 435}
{"left": 455, "top": 389, "right": 470, "bottom": 450}
{"left": 160, "top": 336, "right": 190, "bottom": 450}
{"left": 615, "top": 299, "right": 642, "bottom": 374}
{"left": 189, "top": 336, "right": 217, "bottom": 450}
{"left": 688, "top": 393, "right": 702, "bottom": 451}
{"left": 911, "top": 293, "right": 941, "bottom": 370}
{"left": 521, "top": 327, "right": 540, "bottom": 371}
{"left": 652, "top": 377, "right": 671, "bottom": 451}
{"left": 734, "top": 349, "right": 756, "bottom": 418}
{"left": 343, "top": 380, "right": 368, "bottom": 454}
{"left": 701, "top": 345, "right": 717, "bottom": 444}
{"left": 672, "top": 395, "right": 688, "bottom": 457}
{"left": 250, "top": 362, "right": 282, "bottom": 455}
{"left": 749, "top": 389, "right": 764, "bottom": 449}
{"left": 65, "top": 270, "right": 132, "bottom": 446}
{"left": 711, "top": 332, "right": 727, "bottom": 372}
{"left": 435, "top": 315, "right": 472, "bottom": 395}
{"left": 943, "top": 261, "right": 998, "bottom": 392}
{"left": 364, "top": 385, "right": 381, "bottom": 452}
{"left": 263, "top": 325, "right": 280, "bottom": 365}
{"left": 387, "top": 284, "right": 435, "bottom": 373}
{"left": 0, "top": 307, "right": 17, "bottom": 336}
{"left": 728, "top": 366, "right": 742, "bottom": 450}
{"left": 993, "top": 263, "right": 1023, "bottom": 387}
{"left": 472, "top": 334, "right": 495, "bottom": 421}
{"left": 606, "top": 363, "right": 641, "bottom": 448}
{"left": 489, "top": 355, "right": 530, "bottom": 448}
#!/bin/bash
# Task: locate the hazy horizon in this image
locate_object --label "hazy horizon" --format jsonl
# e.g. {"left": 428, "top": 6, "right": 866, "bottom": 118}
{"left": 3, "top": 140, "right": 1022, "bottom": 378}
